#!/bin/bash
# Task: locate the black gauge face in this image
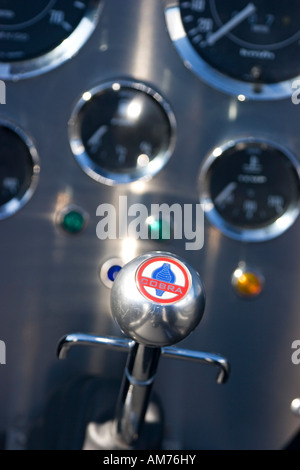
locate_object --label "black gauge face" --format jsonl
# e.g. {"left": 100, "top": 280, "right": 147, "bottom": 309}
{"left": 69, "top": 81, "right": 176, "bottom": 185}
{"left": 180, "top": 0, "right": 300, "bottom": 83}
{"left": 0, "top": 124, "right": 39, "bottom": 219}
{"left": 0, "top": 1, "right": 101, "bottom": 79}
{"left": 179, "top": 0, "right": 300, "bottom": 84}
{"left": 200, "top": 140, "right": 300, "bottom": 241}
{"left": 0, "top": 0, "right": 94, "bottom": 62}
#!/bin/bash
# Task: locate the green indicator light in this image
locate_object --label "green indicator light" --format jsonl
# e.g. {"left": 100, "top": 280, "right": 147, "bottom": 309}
{"left": 61, "top": 210, "right": 85, "bottom": 234}
{"left": 147, "top": 217, "right": 172, "bottom": 241}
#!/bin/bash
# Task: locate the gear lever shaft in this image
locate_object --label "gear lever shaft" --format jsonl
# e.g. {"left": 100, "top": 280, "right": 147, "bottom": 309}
{"left": 57, "top": 252, "right": 230, "bottom": 449}
{"left": 109, "top": 251, "right": 205, "bottom": 447}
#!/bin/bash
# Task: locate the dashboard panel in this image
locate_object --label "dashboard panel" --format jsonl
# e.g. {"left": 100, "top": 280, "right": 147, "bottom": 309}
{"left": 1, "top": 0, "right": 300, "bottom": 450}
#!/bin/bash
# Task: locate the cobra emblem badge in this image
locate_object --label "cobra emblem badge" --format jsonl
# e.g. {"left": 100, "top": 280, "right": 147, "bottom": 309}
{"left": 136, "top": 256, "right": 191, "bottom": 304}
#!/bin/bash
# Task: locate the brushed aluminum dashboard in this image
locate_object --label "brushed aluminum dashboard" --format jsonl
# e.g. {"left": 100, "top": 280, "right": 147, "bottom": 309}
{"left": 1, "top": 0, "right": 300, "bottom": 450}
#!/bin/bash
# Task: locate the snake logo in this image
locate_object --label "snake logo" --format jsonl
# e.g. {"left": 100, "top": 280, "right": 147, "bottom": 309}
{"left": 136, "top": 256, "right": 191, "bottom": 304}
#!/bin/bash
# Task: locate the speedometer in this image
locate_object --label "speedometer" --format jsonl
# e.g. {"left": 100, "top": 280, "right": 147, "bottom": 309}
{"left": 0, "top": 0, "right": 102, "bottom": 80}
{"left": 165, "top": 0, "right": 300, "bottom": 99}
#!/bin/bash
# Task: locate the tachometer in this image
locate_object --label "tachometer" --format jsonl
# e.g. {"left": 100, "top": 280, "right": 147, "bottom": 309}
{"left": 0, "top": 0, "right": 102, "bottom": 80}
{"left": 165, "top": 0, "right": 300, "bottom": 99}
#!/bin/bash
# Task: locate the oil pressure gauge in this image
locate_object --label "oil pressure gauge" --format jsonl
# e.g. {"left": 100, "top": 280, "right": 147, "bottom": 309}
{"left": 199, "top": 139, "right": 300, "bottom": 241}
{"left": 69, "top": 80, "right": 176, "bottom": 185}
{"left": 165, "top": 0, "right": 300, "bottom": 99}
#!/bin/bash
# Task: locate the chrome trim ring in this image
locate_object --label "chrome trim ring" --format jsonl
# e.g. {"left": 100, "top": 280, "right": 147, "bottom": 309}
{"left": 68, "top": 79, "right": 176, "bottom": 186}
{"left": 199, "top": 137, "right": 300, "bottom": 242}
{"left": 164, "top": 1, "right": 299, "bottom": 101}
{"left": 0, "top": 1, "right": 103, "bottom": 81}
{"left": 0, "top": 118, "right": 40, "bottom": 220}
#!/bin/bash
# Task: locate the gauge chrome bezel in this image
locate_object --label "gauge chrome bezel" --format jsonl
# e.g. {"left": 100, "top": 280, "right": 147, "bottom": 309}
{"left": 0, "top": 118, "right": 40, "bottom": 220}
{"left": 199, "top": 137, "right": 300, "bottom": 242}
{"left": 68, "top": 79, "right": 177, "bottom": 186}
{"left": 164, "top": 0, "right": 299, "bottom": 101}
{"left": 0, "top": 1, "right": 103, "bottom": 81}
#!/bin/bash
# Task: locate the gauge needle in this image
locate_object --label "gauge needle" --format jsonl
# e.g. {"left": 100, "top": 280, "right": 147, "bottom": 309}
{"left": 87, "top": 125, "right": 108, "bottom": 153}
{"left": 207, "top": 3, "right": 256, "bottom": 46}
{"left": 215, "top": 182, "right": 237, "bottom": 206}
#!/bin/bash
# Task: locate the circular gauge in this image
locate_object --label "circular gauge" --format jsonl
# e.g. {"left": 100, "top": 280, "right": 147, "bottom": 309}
{"left": 0, "top": 0, "right": 102, "bottom": 80}
{"left": 0, "top": 120, "right": 40, "bottom": 219}
{"left": 199, "top": 139, "right": 300, "bottom": 241}
{"left": 69, "top": 80, "right": 176, "bottom": 185}
{"left": 164, "top": 0, "right": 300, "bottom": 99}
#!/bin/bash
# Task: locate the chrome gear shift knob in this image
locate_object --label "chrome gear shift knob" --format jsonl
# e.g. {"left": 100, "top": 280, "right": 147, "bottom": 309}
{"left": 57, "top": 251, "right": 229, "bottom": 450}
{"left": 111, "top": 251, "right": 206, "bottom": 347}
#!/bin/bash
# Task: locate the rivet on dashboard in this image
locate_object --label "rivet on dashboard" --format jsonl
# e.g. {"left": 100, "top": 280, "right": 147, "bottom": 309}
{"left": 291, "top": 398, "right": 300, "bottom": 417}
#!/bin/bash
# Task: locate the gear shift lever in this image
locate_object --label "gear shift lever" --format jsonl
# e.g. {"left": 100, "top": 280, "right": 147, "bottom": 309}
{"left": 57, "top": 252, "right": 230, "bottom": 449}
